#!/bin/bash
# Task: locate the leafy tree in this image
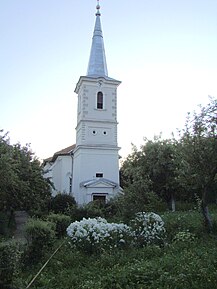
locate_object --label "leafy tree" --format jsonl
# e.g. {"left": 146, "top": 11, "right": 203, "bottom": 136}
{"left": 50, "top": 193, "right": 76, "bottom": 214}
{"left": 121, "top": 137, "right": 181, "bottom": 211}
{"left": 140, "top": 137, "right": 181, "bottom": 211}
{"left": 179, "top": 97, "right": 217, "bottom": 230}
{"left": 0, "top": 130, "right": 51, "bottom": 214}
{"left": 120, "top": 143, "right": 167, "bottom": 217}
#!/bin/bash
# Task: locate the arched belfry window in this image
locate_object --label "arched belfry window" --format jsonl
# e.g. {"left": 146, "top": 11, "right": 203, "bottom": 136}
{"left": 97, "top": 91, "right": 103, "bottom": 109}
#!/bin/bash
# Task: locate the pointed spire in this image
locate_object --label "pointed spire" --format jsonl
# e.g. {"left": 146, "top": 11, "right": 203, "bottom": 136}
{"left": 86, "top": 1, "right": 108, "bottom": 77}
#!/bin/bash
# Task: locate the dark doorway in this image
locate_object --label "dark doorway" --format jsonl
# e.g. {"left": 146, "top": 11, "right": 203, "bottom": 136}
{"left": 93, "top": 195, "right": 106, "bottom": 203}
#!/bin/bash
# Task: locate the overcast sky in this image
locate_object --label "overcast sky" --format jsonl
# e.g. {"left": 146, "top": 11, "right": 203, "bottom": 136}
{"left": 0, "top": 0, "right": 217, "bottom": 160}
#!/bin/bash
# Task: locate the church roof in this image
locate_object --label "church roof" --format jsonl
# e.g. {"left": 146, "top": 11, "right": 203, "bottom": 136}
{"left": 52, "top": 144, "right": 75, "bottom": 162}
{"left": 43, "top": 144, "right": 75, "bottom": 164}
{"left": 53, "top": 144, "right": 75, "bottom": 156}
{"left": 86, "top": 1, "right": 108, "bottom": 77}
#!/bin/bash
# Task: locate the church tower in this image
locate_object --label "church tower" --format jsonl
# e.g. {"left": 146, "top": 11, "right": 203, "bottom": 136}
{"left": 72, "top": 1, "right": 121, "bottom": 205}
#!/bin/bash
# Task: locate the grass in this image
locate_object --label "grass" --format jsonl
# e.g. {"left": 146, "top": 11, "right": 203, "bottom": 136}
{"left": 19, "top": 236, "right": 217, "bottom": 289}
{"left": 7, "top": 208, "right": 217, "bottom": 288}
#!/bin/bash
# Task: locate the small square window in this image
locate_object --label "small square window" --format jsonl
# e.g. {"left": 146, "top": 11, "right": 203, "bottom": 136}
{"left": 96, "top": 173, "right": 103, "bottom": 178}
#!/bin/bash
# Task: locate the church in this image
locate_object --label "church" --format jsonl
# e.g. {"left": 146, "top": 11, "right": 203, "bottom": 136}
{"left": 43, "top": 1, "right": 122, "bottom": 205}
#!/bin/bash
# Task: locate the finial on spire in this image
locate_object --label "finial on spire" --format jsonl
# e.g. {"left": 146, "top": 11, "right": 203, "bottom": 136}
{"left": 96, "top": 0, "right": 101, "bottom": 16}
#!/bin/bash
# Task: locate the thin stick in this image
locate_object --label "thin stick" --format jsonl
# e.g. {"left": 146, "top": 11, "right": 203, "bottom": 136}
{"left": 26, "top": 240, "right": 65, "bottom": 289}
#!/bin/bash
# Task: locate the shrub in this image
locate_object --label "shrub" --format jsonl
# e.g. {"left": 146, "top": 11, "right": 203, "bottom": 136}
{"left": 112, "top": 191, "right": 167, "bottom": 223}
{"left": 24, "top": 218, "right": 56, "bottom": 263}
{"left": 162, "top": 211, "right": 204, "bottom": 240}
{"left": 0, "top": 212, "right": 9, "bottom": 236}
{"left": 173, "top": 230, "right": 196, "bottom": 243}
{"left": 0, "top": 211, "right": 16, "bottom": 238}
{"left": 104, "top": 197, "right": 123, "bottom": 221}
{"left": 67, "top": 217, "right": 132, "bottom": 254}
{"left": 69, "top": 206, "right": 89, "bottom": 222}
{"left": 50, "top": 193, "right": 76, "bottom": 214}
{"left": 175, "top": 201, "right": 195, "bottom": 211}
{"left": 47, "top": 213, "right": 71, "bottom": 238}
{"left": 0, "top": 240, "right": 21, "bottom": 287}
{"left": 130, "top": 212, "right": 166, "bottom": 247}
{"left": 84, "top": 200, "right": 106, "bottom": 218}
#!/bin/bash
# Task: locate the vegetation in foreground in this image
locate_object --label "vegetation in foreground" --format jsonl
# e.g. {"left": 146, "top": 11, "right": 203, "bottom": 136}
{"left": 0, "top": 208, "right": 217, "bottom": 289}
{"left": 23, "top": 236, "right": 217, "bottom": 289}
{"left": 0, "top": 98, "right": 216, "bottom": 288}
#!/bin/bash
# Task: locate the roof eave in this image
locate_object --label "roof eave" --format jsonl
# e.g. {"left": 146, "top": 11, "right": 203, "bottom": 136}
{"left": 75, "top": 75, "right": 121, "bottom": 94}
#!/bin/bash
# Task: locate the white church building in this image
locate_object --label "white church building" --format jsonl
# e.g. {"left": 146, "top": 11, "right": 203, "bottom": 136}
{"left": 43, "top": 1, "right": 122, "bottom": 205}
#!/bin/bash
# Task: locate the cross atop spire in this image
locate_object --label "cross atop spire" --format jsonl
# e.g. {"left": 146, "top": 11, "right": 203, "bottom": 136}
{"left": 86, "top": 1, "right": 108, "bottom": 77}
{"left": 96, "top": 0, "right": 101, "bottom": 16}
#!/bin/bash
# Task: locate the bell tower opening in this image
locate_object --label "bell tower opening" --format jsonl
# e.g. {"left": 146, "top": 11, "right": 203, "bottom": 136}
{"left": 97, "top": 91, "right": 103, "bottom": 109}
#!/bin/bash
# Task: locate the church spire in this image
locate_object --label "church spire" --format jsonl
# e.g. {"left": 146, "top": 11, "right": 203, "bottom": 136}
{"left": 86, "top": 1, "right": 108, "bottom": 77}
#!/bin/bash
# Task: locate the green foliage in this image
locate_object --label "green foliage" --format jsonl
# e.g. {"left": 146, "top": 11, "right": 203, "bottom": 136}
{"left": 0, "top": 130, "right": 51, "bottom": 213}
{"left": 120, "top": 98, "right": 217, "bottom": 229}
{"left": 120, "top": 137, "right": 184, "bottom": 212}
{"left": 116, "top": 190, "right": 166, "bottom": 223}
{"left": 67, "top": 198, "right": 128, "bottom": 223}
{"left": 7, "top": 210, "right": 217, "bottom": 288}
{"left": 81, "top": 200, "right": 106, "bottom": 218}
{"left": 0, "top": 212, "right": 9, "bottom": 236}
{"left": 162, "top": 211, "right": 204, "bottom": 241}
{"left": 173, "top": 230, "right": 196, "bottom": 243}
{"left": 0, "top": 240, "right": 21, "bottom": 287}
{"left": 50, "top": 193, "right": 76, "bottom": 214}
{"left": 175, "top": 201, "right": 195, "bottom": 211}
{"left": 47, "top": 213, "right": 71, "bottom": 238}
{"left": 24, "top": 218, "right": 56, "bottom": 263}
{"left": 16, "top": 236, "right": 217, "bottom": 289}
{"left": 178, "top": 97, "right": 217, "bottom": 228}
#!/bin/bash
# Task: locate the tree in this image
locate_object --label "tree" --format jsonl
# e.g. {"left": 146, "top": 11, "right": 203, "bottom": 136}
{"left": 121, "top": 136, "right": 183, "bottom": 211}
{"left": 140, "top": 137, "right": 182, "bottom": 211}
{"left": 0, "top": 130, "right": 51, "bottom": 214}
{"left": 179, "top": 97, "right": 217, "bottom": 230}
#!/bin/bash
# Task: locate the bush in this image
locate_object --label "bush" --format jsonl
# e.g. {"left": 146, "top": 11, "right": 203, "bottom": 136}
{"left": 69, "top": 202, "right": 106, "bottom": 223}
{"left": 130, "top": 212, "right": 166, "bottom": 247}
{"left": 173, "top": 230, "right": 196, "bottom": 243}
{"left": 162, "top": 211, "right": 204, "bottom": 241}
{"left": 0, "top": 212, "right": 9, "bottom": 236}
{"left": 50, "top": 193, "right": 76, "bottom": 214}
{"left": 112, "top": 191, "right": 167, "bottom": 223}
{"left": 69, "top": 206, "right": 89, "bottom": 222}
{"left": 47, "top": 213, "right": 71, "bottom": 238}
{"left": 0, "top": 211, "right": 16, "bottom": 238}
{"left": 0, "top": 240, "right": 21, "bottom": 287}
{"left": 175, "top": 201, "right": 195, "bottom": 211}
{"left": 24, "top": 218, "right": 56, "bottom": 263}
{"left": 67, "top": 217, "right": 133, "bottom": 254}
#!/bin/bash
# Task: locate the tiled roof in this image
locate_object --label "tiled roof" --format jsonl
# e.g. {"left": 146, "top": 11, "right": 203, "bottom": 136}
{"left": 52, "top": 144, "right": 75, "bottom": 162}
{"left": 54, "top": 144, "right": 75, "bottom": 156}
{"left": 43, "top": 144, "right": 76, "bottom": 165}
{"left": 43, "top": 156, "right": 53, "bottom": 163}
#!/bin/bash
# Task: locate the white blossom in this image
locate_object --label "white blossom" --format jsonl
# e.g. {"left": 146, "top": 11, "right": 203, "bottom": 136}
{"left": 67, "top": 217, "right": 132, "bottom": 253}
{"left": 131, "top": 212, "right": 166, "bottom": 246}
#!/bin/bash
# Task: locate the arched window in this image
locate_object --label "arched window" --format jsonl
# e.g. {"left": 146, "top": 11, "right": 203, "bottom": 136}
{"left": 97, "top": 91, "right": 103, "bottom": 109}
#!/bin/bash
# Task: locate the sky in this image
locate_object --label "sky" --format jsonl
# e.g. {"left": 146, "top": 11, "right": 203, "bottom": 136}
{"left": 0, "top": 0, "right": 217, "bottom": 161}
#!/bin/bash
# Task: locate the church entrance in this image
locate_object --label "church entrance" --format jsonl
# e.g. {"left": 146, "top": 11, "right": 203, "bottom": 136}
{"left": 92, "top": 195, "right": 106, "bottom": 203}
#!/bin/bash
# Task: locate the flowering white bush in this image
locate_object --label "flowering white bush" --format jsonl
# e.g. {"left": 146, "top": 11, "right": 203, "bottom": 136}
{"left": 67, "top": 217, "right": 132, "bottom": 253}
{"left": 130, "top": 212, "right": 166, "bottom": 246}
